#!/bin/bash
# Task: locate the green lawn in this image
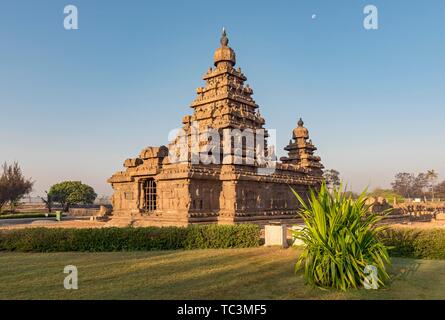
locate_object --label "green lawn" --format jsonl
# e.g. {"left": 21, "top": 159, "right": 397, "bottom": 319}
{"left": 1, "top": 247, "right": 445, "bottom": 299}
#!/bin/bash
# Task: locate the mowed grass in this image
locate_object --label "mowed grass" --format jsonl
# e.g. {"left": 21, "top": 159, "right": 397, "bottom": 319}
{"left": 1, "top": 247, "right": 445, "bottom": 300}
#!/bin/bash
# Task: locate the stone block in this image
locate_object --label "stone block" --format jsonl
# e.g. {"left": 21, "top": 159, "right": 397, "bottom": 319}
{"left": 265, "top": 224, "right": 288, "bottom": 248}
{"left": 436, "top": 213, "right": 445, "bottom": 221}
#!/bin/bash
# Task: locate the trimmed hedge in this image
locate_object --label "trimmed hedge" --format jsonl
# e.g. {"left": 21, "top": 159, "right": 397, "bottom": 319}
{"left": 380, "top": 228, "right": 445, "bottom": 260}
{"left": 0, "top": 213, "right": 57, "bottom": 220}
{"left": 0, "top": 224, "right": 261, "bottom": 252}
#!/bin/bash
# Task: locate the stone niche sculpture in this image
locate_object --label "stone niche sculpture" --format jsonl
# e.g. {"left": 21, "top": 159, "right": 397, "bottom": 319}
{"left": 108, "top": 30, "right": 324, "bottom": 227}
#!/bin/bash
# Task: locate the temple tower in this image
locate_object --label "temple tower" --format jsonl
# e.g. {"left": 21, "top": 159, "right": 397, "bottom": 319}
{"left": 280, "top": 118, "right": 323, "bottom": 175}
{"left": 170, "top": 29, "right": 268, "bottom": 166}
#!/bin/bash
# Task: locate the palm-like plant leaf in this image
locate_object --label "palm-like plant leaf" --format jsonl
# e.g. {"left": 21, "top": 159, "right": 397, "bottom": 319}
{"left": 292, "top": 182, "right": 391, "bottom": 290}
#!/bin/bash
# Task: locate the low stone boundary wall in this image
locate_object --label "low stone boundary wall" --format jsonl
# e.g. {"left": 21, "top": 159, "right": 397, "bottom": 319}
{"left": 68, "top": 205, "right": 112, "bottom": 217}
{"left": 13, "top": 203, "right": 61, "bottom": 213}
{"left": 68, "top": 208, "right": 101, "bottom": 216}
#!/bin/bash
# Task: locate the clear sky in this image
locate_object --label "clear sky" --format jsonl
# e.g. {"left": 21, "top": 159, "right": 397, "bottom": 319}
{"left": 1, "top": 0, "right": 444, "bottom": 197}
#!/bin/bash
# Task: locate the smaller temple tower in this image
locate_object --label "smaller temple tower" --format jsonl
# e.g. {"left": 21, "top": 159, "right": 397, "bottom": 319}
{"left": 280, "top": 118, "right": 323, "bottom": 175}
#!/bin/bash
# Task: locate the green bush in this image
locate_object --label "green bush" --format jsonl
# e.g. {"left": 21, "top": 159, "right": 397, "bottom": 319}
{"left": 184, "top": 224, "right": 261, "bottom": 249}
{"left": 380, "top": 228, "right": 445, "bottom": 260}
{"left": 0, "top": 224, "right": 260, "bottom": 252}
{"left": 292, "top": 183, "right": 391, "bottom": 291}
{"left": 0, "top": 213, "right": 56, "bottom": 220}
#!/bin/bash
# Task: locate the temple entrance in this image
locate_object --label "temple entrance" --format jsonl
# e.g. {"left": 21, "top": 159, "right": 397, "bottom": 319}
{"left": 141, "top": 179, "right": 157, "bottom": 212}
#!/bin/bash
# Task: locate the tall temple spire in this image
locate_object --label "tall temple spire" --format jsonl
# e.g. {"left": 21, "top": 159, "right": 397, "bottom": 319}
{"left": 220, "top": 27, "right": 229, "bottom": 46}
{"left": 180, "top": 29, "right": 264, "bottom": 165}
{"left": 298, "top": 117, "right": 304, "bottom": 127}
{"left": 294, "top": 117, "right": 309, "bottom": 140}
{"left": 214, "top": 28, "right": 236, "bottom": 66}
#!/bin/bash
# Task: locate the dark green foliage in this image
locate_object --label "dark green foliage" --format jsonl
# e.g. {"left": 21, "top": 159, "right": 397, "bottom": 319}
{"left": 380, "top": 228, "right": 445, "bottom": 260}
{"left": 48, "top": 181, "right": 97, "bottom": 212}
{"left": 0, "top": 213, "right": 56, "bottom": 220}
{"left": 183, "top": 224, "right": 261, "bottom": 249}
{"left": 0, "top": 224, "right": 260, "bottom": 252}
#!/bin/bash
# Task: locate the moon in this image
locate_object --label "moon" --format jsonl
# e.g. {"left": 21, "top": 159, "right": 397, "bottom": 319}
{"left": 311, "top": 14, "right": 317, "bottom": 19}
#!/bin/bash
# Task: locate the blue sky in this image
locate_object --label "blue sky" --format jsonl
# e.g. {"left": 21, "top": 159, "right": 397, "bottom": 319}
{"left": 1, "top": 0, "right": 444, "bottom": 196}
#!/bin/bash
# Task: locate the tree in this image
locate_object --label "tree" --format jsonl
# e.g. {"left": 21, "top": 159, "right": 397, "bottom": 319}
{"left": 436, "top": 181, "right": 445, "bottom": 200}
{"left": 48, "top": 181, "right": 97, "bottom": 212}
{"left": 323, "top": 169, "right": 340, "bottom": 191}
{"left": 414, "top": 173, "right": 429, "bottom": 199}
{"left": 40, "top": 191, "right": 54, "bottom": 213}
{"left": 0, "top": 162, "right": 34, "bottom": 213}
{"left": 426, "top": 169, "right": 439, "bottom": 201}
{"left": 391, "top": 172, "right": 428, "bottom": 199}
{"left": 391, "top": 172, "right": 415, "bottom": 198}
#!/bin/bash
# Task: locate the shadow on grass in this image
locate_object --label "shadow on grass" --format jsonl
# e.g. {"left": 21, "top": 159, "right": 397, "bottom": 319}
{"left": 381, "top": 228, "right": 421, "bottom": 258}
{"left": 389, "top": 258, "right": 421, "bottom": 283}
{"left": 61, "top": 247, "right": 299, "bottom": 299}
{"left": 3, "top": 247, "right": 445, "bottom": 300}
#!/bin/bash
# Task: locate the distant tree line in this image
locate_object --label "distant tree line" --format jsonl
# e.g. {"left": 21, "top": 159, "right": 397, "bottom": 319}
{"left": 391, "top": 170, "right": 443, "bottom": 200}
{"left": 323, "top": 168, "right": 445, "bottom": 202}
{"left": 323, "top": 169, "right": 359, "bottom": 199}
{"left": 0, "top": 162, "right": 97, "bottom": 214}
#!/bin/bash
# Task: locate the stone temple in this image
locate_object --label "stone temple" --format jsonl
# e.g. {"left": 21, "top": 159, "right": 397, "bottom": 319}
{"left": 108, "top": 30, "right": 324, "bottom": 226}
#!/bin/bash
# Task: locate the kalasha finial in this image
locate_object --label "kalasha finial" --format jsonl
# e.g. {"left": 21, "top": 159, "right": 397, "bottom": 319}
{"left": 298, "top": 118, "right": 304, "bottom": 127}
{"left": 220, "top": 27, "right": 229, "bottom": 46}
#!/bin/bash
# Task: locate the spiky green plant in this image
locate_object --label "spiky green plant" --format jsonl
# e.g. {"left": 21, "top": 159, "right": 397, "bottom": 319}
{"left": 291, "top": 183, "right": 391, "bottom": 291}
